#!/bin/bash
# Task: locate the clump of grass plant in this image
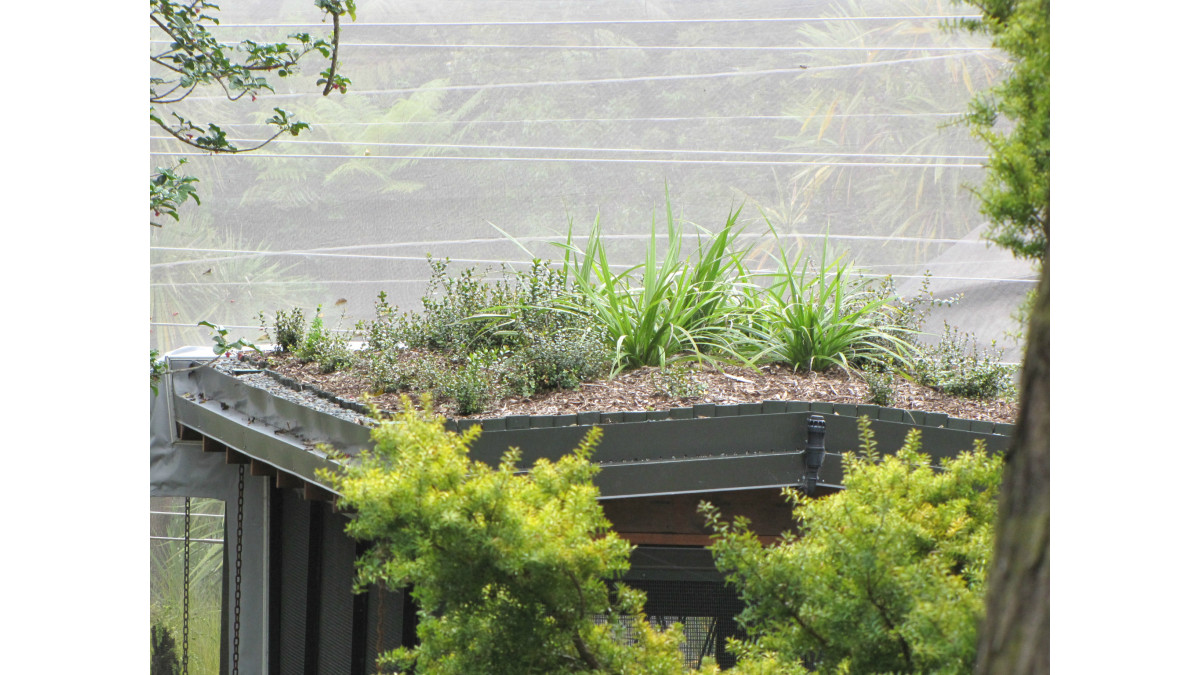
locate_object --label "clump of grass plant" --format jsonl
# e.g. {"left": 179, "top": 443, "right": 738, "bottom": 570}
{"left": 547, "top": 194, "right": 755, "bottom": 372}
{"left": 745, "top": 227, "right": 917, "bottom": 375}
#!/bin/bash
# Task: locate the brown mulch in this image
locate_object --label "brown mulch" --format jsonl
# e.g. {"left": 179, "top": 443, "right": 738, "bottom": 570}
{"left": 256, "top": 352, "right": 1016, "bottom": 425}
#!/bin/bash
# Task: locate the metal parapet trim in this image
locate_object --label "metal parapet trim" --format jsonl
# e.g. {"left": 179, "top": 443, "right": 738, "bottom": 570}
{"left": 168, "top": 360, "right": 1012, "bottom": 500}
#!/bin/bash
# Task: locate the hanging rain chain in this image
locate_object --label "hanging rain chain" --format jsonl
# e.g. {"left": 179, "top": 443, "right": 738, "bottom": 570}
{"left": 233, "top": 464, "right": 245, "bottom": 674}
{"left": 182, "top": 496, "right": 191, "bottom": 675}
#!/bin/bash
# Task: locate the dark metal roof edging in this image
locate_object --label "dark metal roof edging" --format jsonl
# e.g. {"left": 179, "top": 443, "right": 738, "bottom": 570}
{"left": 168, "top": 358, "right": 1013, "bottom": 500}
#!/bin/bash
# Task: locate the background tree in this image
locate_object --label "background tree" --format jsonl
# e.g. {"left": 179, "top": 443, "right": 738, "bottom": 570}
{"left": 149, "top": 0, "right": 356, "bottom": 227}
{"left": 704, "top": 418, "right": 1003, "bottom": 674}
{"left": 951, "top": 0, "right": 1050, "bottom": 671}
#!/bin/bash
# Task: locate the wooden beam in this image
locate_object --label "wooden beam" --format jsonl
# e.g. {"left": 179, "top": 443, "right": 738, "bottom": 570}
{"left": 177, "top": 424, "right": 203, "bottom": 441}
{"left": 304, "top": 482, "right": 334, "bottom": 503}
{"left": 620, "top": 532, "right": 780, "bottom": 547}
{"left": 202, "top": 436, "right": 228, "bottom": 453}
{"left": 276, "top": 471, "right": 304, "bottom": 490}
{"left": 250, "top": 459, "right": 275, "bottom": 477}
{"left": 226, "top": 448, "right": 251, "bottom": 465}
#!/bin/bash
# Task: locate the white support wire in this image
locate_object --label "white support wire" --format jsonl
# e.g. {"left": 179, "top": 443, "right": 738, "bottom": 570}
{"left": 181, "top": 51, "right": 989, "bottom": 101}
{"left": 195, "top": 16, "right": 982, "bottom": 29}
{"left": 151, "top": 511, "right": 225, "bottom": 518}
{"left": 337, "top": 43, "right": 995, "bottom": 52}
{"left": 150, "top": 135, "right": 988, "bottom": 161}
{"left": 150, "top": 232, "right": 999, "bottom": 270}
{"left": 149, "top": 151, "right": 983, "bottom": 168}
{"left": 152, "top": 273, "right": 1039, "bottom": 288}
{"left": 151, "top": 232, "right": 1002, "bottom": 268}
{"left": 152, "top": 251, "right": 542, "bottom": 268}
{"left": 203, "top": 113, "right": 965, "bottom": 126}
{"left": 153, "top": 322, "right": 264, "bottom": 330}
{"left": 150, "top": 38, "right": 994, "bottom": 53}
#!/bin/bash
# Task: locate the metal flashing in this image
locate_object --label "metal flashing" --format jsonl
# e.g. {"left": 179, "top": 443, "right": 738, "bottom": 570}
{"left": 169, "top": 359, "right": 1014, "bottom": 501}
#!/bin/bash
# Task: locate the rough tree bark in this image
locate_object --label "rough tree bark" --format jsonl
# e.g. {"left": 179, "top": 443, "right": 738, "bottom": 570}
{"left": 975, "top": 248, "right": 1050, "bottom": 673}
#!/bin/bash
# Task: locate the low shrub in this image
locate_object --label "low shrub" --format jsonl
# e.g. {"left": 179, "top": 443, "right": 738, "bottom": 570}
{"left": 651, "top": 363, "right": 708, "bottom": 399}
{"left": 261, "top": 306, "right": 354, "bottom": 373}
{"left": 262, "top": 307, "right": 306, "bottom": 353}
{"left": 438, "top": 350, "right": 503, "bottom": 415}
{"left": 861, "top": 368, "right": 895, "bottom": 407}
{"left": 704, "top": 417, "right": 1003, "bottom": 674}
{"left": 512, "top": 328, "right": 609, "bottom": 393}
{"left": 912, "top": 323, "right": 1017, "bottom": 399}
{"left": 358, "top": 256, "right": 608, "bottom": 406}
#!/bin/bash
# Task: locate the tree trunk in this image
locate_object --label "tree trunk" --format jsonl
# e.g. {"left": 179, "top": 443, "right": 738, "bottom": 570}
{"left": 974, "top": 253, "right": 1050, "bottom": 673}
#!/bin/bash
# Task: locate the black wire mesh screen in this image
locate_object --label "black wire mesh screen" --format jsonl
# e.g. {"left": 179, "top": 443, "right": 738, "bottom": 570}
{"left": 278, "top": 488, "right": 310, "bottom": 674}
{"left": 317, "top": 505, "right": 358, "bottom": 673}
{"left": 622, "top": 578, "right": 746, "bottom": 669}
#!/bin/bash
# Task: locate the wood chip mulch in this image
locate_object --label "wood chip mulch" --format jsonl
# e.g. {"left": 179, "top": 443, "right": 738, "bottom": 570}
{"left": 255, "top": 352, "right": 1016, "bottom": 425}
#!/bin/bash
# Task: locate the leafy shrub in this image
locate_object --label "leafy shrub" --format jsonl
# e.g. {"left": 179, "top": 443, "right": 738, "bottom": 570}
{"left": 294, "top": 306, "right": 354, "bottom": 373}
{"left": 912, "top": 323, "right": 1017, "bottom": 399}
{"left": 358, "top": 256, "right": 608, "bottom": 406}
{"left": 860, "top": 368, "right": 895, "bottom": 407}
{"left": 261, "top": 306, "right": 354, "bottom": 373}
{"left": 319, "top": 396, "right": 688, "bottom": 674}
{"left": 438, "top": 350, "right": 503, "bottom": 415}
{"left": 150, "top": 621, "right": 181, "bottom": 675}
{"left": 396, "top": 258, "right": 499, "bottom": 353}
{"left": 704, "top": 417, "right": 1003, "bottom": 674}
{"left": 513, "top": 328, "right": 609, "bottom": 392}
{"left": 261, "top": 307, "right": 306, "bottom": 353}
{"left": 359, "top": 291, "right": 406, "bottom": 353}
{"left": 652, "top": 364, "right": 708, "bottom": 399}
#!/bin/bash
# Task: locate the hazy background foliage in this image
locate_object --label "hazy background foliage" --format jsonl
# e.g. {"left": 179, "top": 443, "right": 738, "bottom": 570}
{"left": 151, "top": 0, "right": 1037, "bottom": 355}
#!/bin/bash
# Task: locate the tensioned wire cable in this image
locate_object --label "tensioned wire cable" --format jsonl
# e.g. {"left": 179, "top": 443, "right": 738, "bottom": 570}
{"left": 201, "top": 113, "right": 966, "bottom": 125}
{"left": 149, "top": 151, "right": 983, "bottom": 168}
{"left": 178, "top": 51, "right": 992, "bottom": 101}
{"left": 196, "top": 16, "right": 982, "bottom": 28}
{"left": 150, "top": 38, "right": 993, "bottom": 52}
{"left": 152, "top": 272, "right": 1040, "bottom": 288}
{"left": 149, "top": 136, "right": 987, "bottom": 161}
{"left": 153, "top": 231, "right": 1001, "bottom": 256}
{"left": 150, "top": 233, "right": 1009, "bottom": 271}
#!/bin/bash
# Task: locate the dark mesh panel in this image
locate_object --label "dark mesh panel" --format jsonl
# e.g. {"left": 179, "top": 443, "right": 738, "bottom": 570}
{"left": 318, "top": 506, "right": 357, "bottom": 673}
{"left": 366, "top": 583, "right": 411, "bottom": 666}
{"left": 278, "top": 489, "right": 309, "bottom": 674}
{"left": 623, "top": 578, "right": 746, "bottom": 669}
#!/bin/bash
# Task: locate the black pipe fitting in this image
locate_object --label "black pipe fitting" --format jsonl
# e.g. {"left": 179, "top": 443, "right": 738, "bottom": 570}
{"left": 802, "top": 415, "right": 827, "bottom": 496}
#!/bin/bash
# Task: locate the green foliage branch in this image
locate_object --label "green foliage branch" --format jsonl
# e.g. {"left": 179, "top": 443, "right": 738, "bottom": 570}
{"left": 149, "top": 0, "right": 357, "bottom": 226}
{"left": 704, "top": 417, "right": 1003, "bottom": 674}
{"left": 151, "top": 321, "right": 261, "bottom": 394}
{"left": 952, "top": 0, "right": 1050, "bottom": 262}
{"left": 320, "top": 396, "right": 687, "bottom": 674}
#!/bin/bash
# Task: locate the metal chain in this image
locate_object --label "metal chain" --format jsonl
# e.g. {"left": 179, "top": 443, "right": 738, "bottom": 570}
{"left": 182, "top": 497, "right": 191, "bottom": 675}
{"left": 233, "top": 464, "right": 245, "bottom": 674}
